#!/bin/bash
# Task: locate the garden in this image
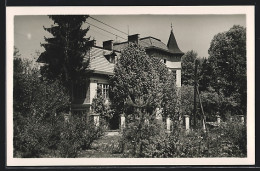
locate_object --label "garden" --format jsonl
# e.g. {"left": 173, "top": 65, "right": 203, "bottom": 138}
{"left": 13, "top": 15, "right": 247, "bottom": 158}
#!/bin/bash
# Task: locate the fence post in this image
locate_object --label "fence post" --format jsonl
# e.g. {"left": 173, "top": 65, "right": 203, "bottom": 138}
{"left": 238, "top": 115, "right": 244, "bottom": 124}
{"left": 120, "top": 114, "right": 125, "bottom": 131}
{"left": 92, "top": 114, "right": 100, "bottom": 127}
{"left": 216, "top": 115, "right": 221, "bottom": 125}
{"left": 184, "top": 115, "right": 190, "bottom": 132}
{"left": 166, "top": 117, "right": 171, "bottom": 132}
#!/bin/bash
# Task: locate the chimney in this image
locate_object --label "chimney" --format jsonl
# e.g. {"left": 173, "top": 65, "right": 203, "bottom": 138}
{"left": 103, "top": 40, "right": 113, "bottom": 50}
{"left": 128, "top": 34, "right": 139, "bottom": 44}
{"left": 86, "top": 39, "right": 96, "bottom": 47}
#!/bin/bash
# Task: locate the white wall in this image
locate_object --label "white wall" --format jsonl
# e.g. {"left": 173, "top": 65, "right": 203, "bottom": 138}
{"left": 176, "top": 69, "right": 181, "bottom": 87}
{"left": 166, "top": 61, "right": 181, "bottom": 70}
{"left": 89, "top": 81, "right": 97, "bottom": 104}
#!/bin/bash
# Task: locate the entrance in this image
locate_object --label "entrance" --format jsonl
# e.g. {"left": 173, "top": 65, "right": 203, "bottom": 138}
{"left": 109, "top": 113, "right": 120, "bottom": 130}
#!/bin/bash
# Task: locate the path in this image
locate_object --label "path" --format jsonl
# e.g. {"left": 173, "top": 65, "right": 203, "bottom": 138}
{"left": 78, "top": 131, "right": 123, "bottom": 158}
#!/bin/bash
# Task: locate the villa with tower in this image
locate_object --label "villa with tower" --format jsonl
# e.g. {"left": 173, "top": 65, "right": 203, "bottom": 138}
{"left": 71, "top": 27, "right": 184, "bottom": 130}
{"left": 38, "top": 27, "right": 184, "bottom": 130}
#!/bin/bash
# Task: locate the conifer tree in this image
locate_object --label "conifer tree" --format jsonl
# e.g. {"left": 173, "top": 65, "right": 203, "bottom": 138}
{"left": 39, "top": 15, "right": 91, "bottom": 107}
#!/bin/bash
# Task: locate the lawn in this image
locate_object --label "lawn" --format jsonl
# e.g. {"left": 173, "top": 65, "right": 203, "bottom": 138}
{"left": 78, "top": 131, "right": 123, "bottom": 158}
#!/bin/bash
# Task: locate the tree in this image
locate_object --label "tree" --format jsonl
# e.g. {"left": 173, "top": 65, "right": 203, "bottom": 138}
{"left": 110, "top": 43, "right": 165, "bottom": 157}
{"left": 181, "top": 50, "right": 198, "bottom": 86}
{"left": 208, "top": 25, "right": 246, "bottom": 113}
{"left": 110, "top": 43, "right": 162, "bottom": 119}
{"left": 199, "top": 58, "right": 214, "bottom": 91}
{"left": 13, "top": 48, "right": 70, "bottom": 157}
{"left": 161, "top": 72, "right": 179, "bottom": 121}
{"left": 39, "top": 15, "right": 91, "bottom": 108}
{"left": 179, "top": 85, "right": 194, "bottom": 118}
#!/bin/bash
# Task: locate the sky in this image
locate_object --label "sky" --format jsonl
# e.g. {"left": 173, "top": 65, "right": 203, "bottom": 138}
{"left": 14, "top": 15, "right": 246, "bottom": 59}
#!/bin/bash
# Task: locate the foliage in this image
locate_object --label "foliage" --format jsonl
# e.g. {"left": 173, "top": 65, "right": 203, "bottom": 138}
{"left": 208, "top": 25, "right": 246, "bottom": 113}
{"left": 14, "top": 113, "right": 52, "bottom": 157}
{"left": 110, "top": 43, "right": 163, "bottom": 118}
{"left": 13, "top": 49, "right": 104, "bottom": 158}
{"left": 181, "top": 50, "right": 198, "bottom": 86}
{"left": 110, "top": 43, "right": 173, "bottom": 157}
{"left": 161, "top": 72, "right": 179, "bottom": 121}
{"left": 198, "top": 58, "right": 214, "bottom": 91}
{"left": 58, "top": 116, "right": 105, "bottom": 158}
{"left": 120, "top": 120, "right": 165, "bottom": 157}
{"left": 39, "top": 15, "right": 91, "bottom": 99}
{"left": 134, "top": 119, "right": 246, "bottom": 158}
{"left": 200, "top": 87, "right": 239, "bottom": 121}
{"left": 91, "top": 85, "right": 114, "bottom": 123}
{"left": 14, "top": 48, "right": 70, "bottom": 115}
{"left": 179, "top": 85, "right": 194, "bottom": 117}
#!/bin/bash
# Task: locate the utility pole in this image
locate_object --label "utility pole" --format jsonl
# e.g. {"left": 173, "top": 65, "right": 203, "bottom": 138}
{"left": 193, "top": 59, "right": 198, "bottom": 128}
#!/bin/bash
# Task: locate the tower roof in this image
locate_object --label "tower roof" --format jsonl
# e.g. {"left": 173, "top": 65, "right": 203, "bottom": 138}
{"left": 167, "top": 29, "right": 184, "bottom": 54}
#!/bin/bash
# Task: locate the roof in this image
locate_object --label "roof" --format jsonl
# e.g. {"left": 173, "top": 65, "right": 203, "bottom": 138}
{"left": 85, "top": 47, "right": 119, "bottom": 75}
{"left": 167, "top": 29, "right": 184, "bottom": 54}
{"left": 113, "top": 33, "right": 184, "bottom": 56}
{"left": 113, "top": 37, "right": 169, "bottom": 52}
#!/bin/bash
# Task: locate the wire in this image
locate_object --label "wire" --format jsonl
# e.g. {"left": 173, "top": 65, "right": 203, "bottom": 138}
{"left": 86, "top": 21, "right": 127, "bottom": 41}
{"left": 89, "top": 16, "right": 128, "bottom": 36}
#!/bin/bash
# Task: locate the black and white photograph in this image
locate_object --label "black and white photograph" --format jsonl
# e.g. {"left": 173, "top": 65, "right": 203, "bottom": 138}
{"left": 6, "top": 6, "right": 255, "bottom": 166}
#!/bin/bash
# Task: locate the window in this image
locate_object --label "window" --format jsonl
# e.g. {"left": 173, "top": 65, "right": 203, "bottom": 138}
{"left": 163, "top": 59, "right": 167, "bottom": 64}
{"left": 73, "top": 81, "right": 86, "bottom": 99}
{"left": 171, "top": 70, "right": 176, "bottom": 80}
{"left": 97, "top": 83, "right": 109, "bottom": 99}
{"left": 105, "top": 55, "right": 116, "bottom": 64}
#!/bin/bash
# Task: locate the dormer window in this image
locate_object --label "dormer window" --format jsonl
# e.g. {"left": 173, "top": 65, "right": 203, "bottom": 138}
{"left": 104, "top": 51, "right": 117, "bottom": 64}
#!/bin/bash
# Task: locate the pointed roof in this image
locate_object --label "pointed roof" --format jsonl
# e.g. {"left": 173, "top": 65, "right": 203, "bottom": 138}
{"left": 167, "top": 28, "right": 184, "bottom": 54}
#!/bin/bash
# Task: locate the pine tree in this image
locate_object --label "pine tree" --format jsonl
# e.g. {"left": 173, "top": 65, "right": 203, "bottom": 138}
{"left": 39, "top": 15, "right": 91, "bottom": 107}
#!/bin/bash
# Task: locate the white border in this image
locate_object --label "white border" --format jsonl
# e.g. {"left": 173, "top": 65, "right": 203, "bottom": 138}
{"left": 6, "top": 6, "right": 255, "bottom": 166}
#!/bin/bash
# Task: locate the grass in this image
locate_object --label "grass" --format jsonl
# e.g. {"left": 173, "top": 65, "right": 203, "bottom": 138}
{"left": 78, "top": 131, "right": 123, "bottom": 158}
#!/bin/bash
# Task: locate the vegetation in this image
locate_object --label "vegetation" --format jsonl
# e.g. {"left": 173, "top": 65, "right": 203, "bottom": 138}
{"left": 39, "top": 15, "right": 92, "bottom": 107}
{"left": 181, "top": 50, "right": 199, "bottom": 86}
{"left": 91, "top": 85, "right": 115, "bottom": 128}
{"left": 13, "top": 24, "right": 247, "bottom": 158}
{"left": 13, "top": 48, "right": 104, "bottom": 158}
{"left": 110, "top": 43, "right": 168, "bottom": 157}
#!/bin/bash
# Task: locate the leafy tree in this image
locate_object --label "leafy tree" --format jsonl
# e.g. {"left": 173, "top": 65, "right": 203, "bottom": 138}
{"left": 179, "top": 85, "right": 194, "bottom": 118}
{"left": 161, "top": 72, "right": 179, "bottom": 121}
{"left": 13, "top": 48, "right": 70, "bottom": 157}
{"left": 110, "top": 43, "right": 165, "bottom": 157}
{"left": 208, "top": 25, "right": 246, "bottom": 113}
{"left": 200, "top": 87, "right": 239, "bottom": 121}
{"left": 181, "top": 50, "right": 198, "bottom": 86}
{"left": 39, "top": 15, "right": 91, "bottom": 107}
{"left": 199, "top": 58, "right": 214, "bottom": 91}
{"left": 110, "top": 43, "right": 162, "bottom": 119}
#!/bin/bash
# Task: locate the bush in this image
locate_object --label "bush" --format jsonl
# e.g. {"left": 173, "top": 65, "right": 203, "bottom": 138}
{"left": 125, "top": 116, "right": 247, "bottom": 158}
{"left": 14, "top": 112, "right": 106, "bottom": 158}
{"left": 13, "top": 113, "right": 52, "bottom": 158}
{"left": 119, "top": 119, "right": 168, "bottom": 158}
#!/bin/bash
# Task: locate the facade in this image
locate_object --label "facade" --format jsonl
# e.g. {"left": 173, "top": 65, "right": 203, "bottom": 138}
{"left": 72, "top": 28, "right": 184, "bottom": 129}
{"left": 38, "top": 28, "right": 184, "bottom": 130}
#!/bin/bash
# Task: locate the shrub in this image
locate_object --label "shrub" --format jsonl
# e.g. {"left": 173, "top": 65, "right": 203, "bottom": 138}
{"left": 57, "top": 116, "right": 105, "bottom": 158}
{"left": 119, "top": 119, "right": 167, "bottom": 158}
{"left": 137, "top": 116, "right": 246, "bottom": 158}
{"left": 13, "top": 113, "right": 52, "bottom": 158}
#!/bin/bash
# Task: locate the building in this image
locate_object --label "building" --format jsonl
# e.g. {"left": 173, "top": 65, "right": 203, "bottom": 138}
{"left": 38, "top": 28, "right": 184, "bottom": 130}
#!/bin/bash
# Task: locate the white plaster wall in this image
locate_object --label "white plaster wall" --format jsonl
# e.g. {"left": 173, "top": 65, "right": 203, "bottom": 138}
{"left": 176, "top": 69, "right": 181, "bottom": 87}
{"left": 89, "top": 81, "right": 97, "bottom": 104}
{"left": 166, "top": 61, "right": 181, "bottom": 69}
